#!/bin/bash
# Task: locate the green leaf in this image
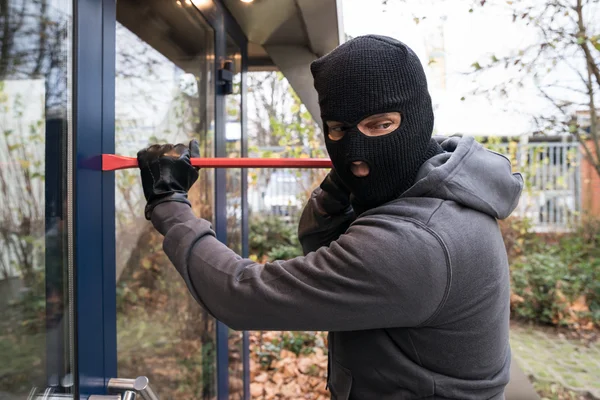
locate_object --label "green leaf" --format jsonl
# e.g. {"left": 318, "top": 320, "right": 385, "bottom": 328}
{"left": 460, "top": 96, "right": 466, "bottom": 101}
{"left": 577, "top": 36, "right": 585, "bottom": 45}
{"left": 471, "top": 62, "right": 482, "bottom": 70}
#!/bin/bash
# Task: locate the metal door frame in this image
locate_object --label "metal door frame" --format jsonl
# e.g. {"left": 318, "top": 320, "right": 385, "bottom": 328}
{"left": 73, "top": 0, "right": 117, "bottom": 396}
{"left": 211, "top": 4, "right": 250, "bottom": 398}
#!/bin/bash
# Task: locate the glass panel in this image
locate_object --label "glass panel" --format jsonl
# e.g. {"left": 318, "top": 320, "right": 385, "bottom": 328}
{"left": 246, "top": 71, "right": 327, "bottom": 390}
{"left": 115, "top": 2, "right": 216, "bottom": 398}
{"left": 0, "top": 0, "right": 74, "bottom": 397}
{"left": 225, "top": 35, "right": 244, "bottom": 400}
{"left": 247, "top": 71, "right": 327, "bottom": 225}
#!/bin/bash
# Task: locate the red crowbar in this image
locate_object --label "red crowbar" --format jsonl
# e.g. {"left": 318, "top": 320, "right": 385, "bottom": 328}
{"left": 102, "top": 154, "right": 333, "bottom": 171}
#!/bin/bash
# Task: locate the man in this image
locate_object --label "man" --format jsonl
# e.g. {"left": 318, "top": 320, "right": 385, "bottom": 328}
{"left": 137, "top": 35, "right": 523, "bottom": 399}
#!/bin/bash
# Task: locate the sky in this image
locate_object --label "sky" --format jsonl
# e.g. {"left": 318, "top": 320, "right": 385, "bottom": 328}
{"left": 340, "top": 0, "right": 556, "bottom": 137}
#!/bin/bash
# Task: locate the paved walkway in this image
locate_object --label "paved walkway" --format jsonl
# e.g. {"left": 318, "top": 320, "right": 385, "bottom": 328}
{"left": 506, "top": 356, "right": 541, "bottom": 400}
{"left": 510, "top": 324, "right": 600, "bottom": 399}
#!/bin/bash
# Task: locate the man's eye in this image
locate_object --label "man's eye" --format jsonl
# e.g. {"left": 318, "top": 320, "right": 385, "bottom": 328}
{"left": 328, "top": 126, "right": 346, "bottom": 141}
{"left": 374, "top": 122, "right": 392, "bottom": 129}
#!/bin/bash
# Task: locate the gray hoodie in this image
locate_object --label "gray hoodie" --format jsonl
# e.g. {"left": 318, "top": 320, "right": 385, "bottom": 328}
{"left": 151, "top": 136, "right": 523, "bottom": 399}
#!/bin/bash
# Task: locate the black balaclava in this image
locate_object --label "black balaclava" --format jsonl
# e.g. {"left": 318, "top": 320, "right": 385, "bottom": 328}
{"left": 310, "top": 35, "right": 443, "bottom": 211}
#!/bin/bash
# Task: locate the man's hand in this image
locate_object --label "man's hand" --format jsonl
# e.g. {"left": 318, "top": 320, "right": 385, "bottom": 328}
{"left": 315, "top": 169, "right": 354, "bottom": 215}
{"left": 137, "top": 140, "right": 200, "bottom": 220}
{"left": 320, "top": 169, "right": 351, "bottom": 205}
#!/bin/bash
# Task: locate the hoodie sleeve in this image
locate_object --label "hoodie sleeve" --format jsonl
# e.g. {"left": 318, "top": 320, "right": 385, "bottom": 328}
{"left": 151, "top": 202, "right": 450, "bottom": 332}
{"left": 297, "top": 187, "right": 356, "bottom": 254}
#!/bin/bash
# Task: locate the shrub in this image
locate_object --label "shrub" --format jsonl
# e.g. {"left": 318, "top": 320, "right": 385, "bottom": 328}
{"left": 267, "top": 245, "right": 303, "bottom": 261}
{"left": 249, "top": 214, "right": 303, "bottom": 261}
{"left": 510, "top": 249, "right": 569, "bottom": 325}
{"left": 498, "top": 217, "right": 541, "bottom": 259}
{"left": 508, "top": 218, "right": 600, "bottom": 329}
{"left": 279, "top": 331, "right": 322, "bottom": 356}
{"left": 253, "top": 331, "right": 327, "bottom": 370}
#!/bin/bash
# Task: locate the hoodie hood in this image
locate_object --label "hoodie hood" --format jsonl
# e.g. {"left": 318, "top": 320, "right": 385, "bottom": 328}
{"left": 402, "top": 136, "right": 523, "bottom": 220}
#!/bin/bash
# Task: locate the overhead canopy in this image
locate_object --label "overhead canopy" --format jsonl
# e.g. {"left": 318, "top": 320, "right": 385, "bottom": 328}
{"left": 222, "top": 0, "right": 344, "bottom": 124}
{"left": 117, "top": 0, "right": 343, "bottom": 125}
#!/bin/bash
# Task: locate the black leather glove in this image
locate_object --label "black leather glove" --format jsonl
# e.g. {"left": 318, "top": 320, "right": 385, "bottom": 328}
{"left": 320, "top": 169, "right": 351, "bottom": 205}
{"left": 316, "top": 169, "right": 353, "bottom": 215}
{"left": 137, "top": 140, "right": 200, "bottom": 220}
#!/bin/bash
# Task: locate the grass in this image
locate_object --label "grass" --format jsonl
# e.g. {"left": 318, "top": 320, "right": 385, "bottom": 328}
{"left": 0, "top": 309, "right": 45, "bottom": 395}
{"left": 534, "top": 380, "right": 596, "bottom": 400}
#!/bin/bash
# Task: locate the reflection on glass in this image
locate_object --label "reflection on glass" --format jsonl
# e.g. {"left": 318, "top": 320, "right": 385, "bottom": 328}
{"left": 115, "top": 2, "right": 216, "bottom": 398}
{"left": 225, "top": 35, "right": 244, "bottom": 400}
{"left": 0, "top": 0, "right": 74, "bottom": 397}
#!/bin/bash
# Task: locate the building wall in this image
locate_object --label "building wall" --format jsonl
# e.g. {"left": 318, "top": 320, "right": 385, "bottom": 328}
{"left": 581, "top": 141, "right": 600, "bottom": 218}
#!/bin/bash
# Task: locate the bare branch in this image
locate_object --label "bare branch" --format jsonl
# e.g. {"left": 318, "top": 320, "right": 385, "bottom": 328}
{"left": 576, "top": 0, "right": 600, "bottom": 88}
{"left": 584, "top": 58, "right": 600, "bottom": 160}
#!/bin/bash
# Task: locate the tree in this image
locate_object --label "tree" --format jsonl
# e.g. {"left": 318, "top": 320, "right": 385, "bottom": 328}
{"left": 246, "top": 71, "right": 327, "bottom": 221}
{"left": 383, "top": 0, "right": 600, "bottom": 177}
{"left": 474, "top": 0, "right": 599, "bottom": 178}
{"left": 247, "top": 71, "right": 325, "bottom": 158}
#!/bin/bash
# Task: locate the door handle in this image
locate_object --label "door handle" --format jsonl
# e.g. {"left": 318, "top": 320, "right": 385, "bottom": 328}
{"left": 88, "top": 392, "right": 136, "bottom": 400}
{"left": 108, "top": 376, "right": 158, "bottom": 400}
{"left": 25, "top": 376, "right": 156, "bottom": 400}
{"left": 121, "top": 391, "right": 137, "bottom": 400}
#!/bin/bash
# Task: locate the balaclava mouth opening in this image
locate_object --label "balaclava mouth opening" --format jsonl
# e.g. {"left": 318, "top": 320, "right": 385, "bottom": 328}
{"left": 310, "top": 35, "right": 443, "bottom": 211}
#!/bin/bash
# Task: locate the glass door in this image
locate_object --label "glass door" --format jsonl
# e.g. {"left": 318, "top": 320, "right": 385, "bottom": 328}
{"left": 114, "top": 0, "right": 218, "bottom": 398}
{"left": 0, "top": 0, "right": 75, "bottom": 398}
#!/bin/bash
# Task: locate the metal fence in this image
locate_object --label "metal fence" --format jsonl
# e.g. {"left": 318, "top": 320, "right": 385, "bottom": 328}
{"left": 248, "top": 141, "right": 582, "bottom": 232}
{"left": 248, "top": 168, "right": 327, "bottom": 223}
{"left": 489, "top": 141, "right": 581, "bottom": 232}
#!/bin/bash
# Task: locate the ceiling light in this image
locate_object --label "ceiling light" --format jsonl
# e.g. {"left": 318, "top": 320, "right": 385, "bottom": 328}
{"left": 191, "top": 0, "right": 211, "bottom": 7}
{"left": 240, "top": 0, "right": 254, "bottom": 3}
